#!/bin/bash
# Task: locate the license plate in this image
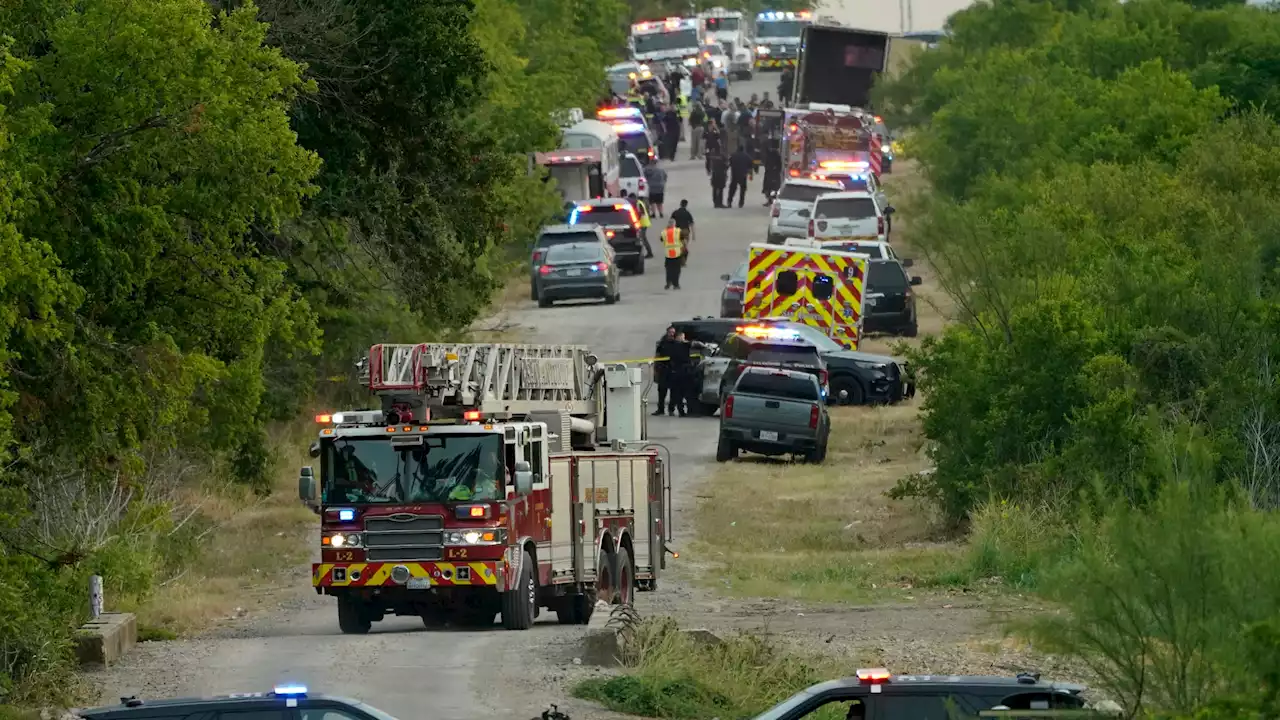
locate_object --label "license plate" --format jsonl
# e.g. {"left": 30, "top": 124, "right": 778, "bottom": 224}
{"left": 759, "top": 430, "right": 779, "bottom": 442}
{"left": 407, "top": 577, "right": 431, "bottom": 590}
{"left": 567, "top": 269, "right": 582, "bottom": 277}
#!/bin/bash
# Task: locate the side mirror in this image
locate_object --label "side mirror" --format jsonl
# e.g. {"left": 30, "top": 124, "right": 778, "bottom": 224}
{"left": 901, "top": 258, "right": 914, "bottom": 268}
{"left": 884, "top": 206, "right": 896, "bottom": 216}
{"left": 298, "top": 466, "right": 316, "bottom": 504}
{"left": 514, "top": 470, "right": 534, "bottom": 496}
{"left": 910, "top": 276, "right": 923, "bottom": 286}
{"left": 309, "top": 441, "right": 321, "bottom": 459}
{"left": 720, "top": 273, "right": 731, "bottom": 282}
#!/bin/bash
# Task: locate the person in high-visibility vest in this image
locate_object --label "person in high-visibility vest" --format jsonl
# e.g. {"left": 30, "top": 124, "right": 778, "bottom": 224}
{"left": 660, "top": 219, "right": 685, "bottom": 290}
{"left": 629, "top": 192, "right": 654, "bottom": 258}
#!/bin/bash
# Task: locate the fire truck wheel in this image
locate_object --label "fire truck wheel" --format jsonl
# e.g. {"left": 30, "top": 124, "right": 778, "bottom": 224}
{"left": 336, "top": 596, "right": 372, "bottom": 635}
{"left": 501, "top": 550, "right": 537, "bottom": 630}
{"left": 595, "top": 550, "right": 619, "bottom": 605}
{"left": 556, "top": 593, "right": 594, "bottom": 624}
{"left": 615, "top": 548, "right": 635, "bottom": 606}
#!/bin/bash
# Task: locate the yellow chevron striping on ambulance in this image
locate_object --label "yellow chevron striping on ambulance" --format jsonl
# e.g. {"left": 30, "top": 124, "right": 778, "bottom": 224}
{"left": 743, "top": 243, "right": 868, "bottom": 349}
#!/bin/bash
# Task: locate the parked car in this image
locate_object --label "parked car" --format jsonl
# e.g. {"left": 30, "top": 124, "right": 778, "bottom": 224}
{"left": 809, "top": 239, "right": 908, "bottom": 263}
{"left": 568, "top": 198, "right": 645, "bottom": 273}
{"left": 718, "top": 261, "right": 748, "bottom": 317}
{"left": 863, "top": 258, "right": 921, "bottom": 337}
{"left": 717, "top": 366, "right": 829, "bottom": 463}
{"left": 808, "top": 191, "right": 892, "bottom": 243}
{"left": 766, "top": 178, "right": 843, "bottom": 244}
{"left": 806, "top": 170, "right": 889, "bottom": 227}
{"left": 534, "top": 242, "right": 621, "bottom": 308}
{"left": 530, "top": 224, "right": 611, "bottom": 300}
{"left": 75, "top": 685, "right": 405, "bottom": 720}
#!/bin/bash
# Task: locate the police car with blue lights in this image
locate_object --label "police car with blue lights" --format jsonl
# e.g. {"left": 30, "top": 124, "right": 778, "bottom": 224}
{"left": 73, "top": 685, "right": 403, "bottom": 720}
{"left": 750, "top": 668, "right": 1109, "bottom": 720}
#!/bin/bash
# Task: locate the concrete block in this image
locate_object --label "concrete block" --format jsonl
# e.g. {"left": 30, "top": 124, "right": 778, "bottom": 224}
{"left": 580, "top": 601, "right": 620, "bottom": 666}
{"left": 75, "top": 612, "right": 137, "bottom": 667}
{"left": 681, "top": 628, "right": 724, "bottom": 648}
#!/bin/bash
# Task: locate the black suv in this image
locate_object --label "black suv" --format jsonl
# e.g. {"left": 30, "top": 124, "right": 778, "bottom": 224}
{"left": 864, "top": 258, "right": 922, "bottom": 337}
{"left": 569, "top": 198, "right": 645, "bottom": 274}
{"left": 753, "top": 670, "right": 1090, "bottom": 720}
{"left": 76, "top": 686, "right": 401, "bottom": 720}
{"left": 676, "top": 317, "right": 915, "bottom": 411}
{"left": 530, "top": 224, "right": 611, "bottom": 300}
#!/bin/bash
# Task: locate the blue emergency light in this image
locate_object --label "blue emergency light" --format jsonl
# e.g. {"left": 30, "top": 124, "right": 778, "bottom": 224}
{"left": 336, "top": 508, "right": 355, "bottom": 522}
{"left": 613, "top": 122, "right": 647, "bottom": 134}
{"left": 273, "top": 685, "right": 308, "bottom": 697}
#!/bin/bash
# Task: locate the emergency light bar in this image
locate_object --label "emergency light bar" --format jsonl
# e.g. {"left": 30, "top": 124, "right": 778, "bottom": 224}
{"left": 736, "top": 325, "right": 802, "bottom": 340}
{"left": 856, "top": 668, "right": 891, "bottom": 683}
{"left": 756, "top": 10, "right": 811, "bottom": 19}
{"left": 612, "top": 122, "right": 647, "bottom": 134}
{"left": 273, "top": 685, "right": 308, "bottom": 696}
{"left": 598, "top": 107, "right": 642, "bottom": 119}
{"left": 819, "top": 160, "right": 870, "bottom": 169}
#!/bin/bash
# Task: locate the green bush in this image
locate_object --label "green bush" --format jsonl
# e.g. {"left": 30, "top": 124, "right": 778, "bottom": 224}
{"left": 572, "top": 617, "right": 844, "bottom": 719}
{"left": 965, "top": 499, "right": 1077, "bottom": 589}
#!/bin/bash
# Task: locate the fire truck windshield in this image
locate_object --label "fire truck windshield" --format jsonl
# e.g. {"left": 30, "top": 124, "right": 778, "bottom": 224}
{"left": 321, "top": 434, "right": 503, "bottom": 504}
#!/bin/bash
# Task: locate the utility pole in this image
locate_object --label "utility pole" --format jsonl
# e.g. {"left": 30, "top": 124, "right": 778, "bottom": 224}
{"left": 899, "top": 0, "right": 906, "bottom": 32}
{"left": 907, "top": 0, "right": 914, "bottom": 32}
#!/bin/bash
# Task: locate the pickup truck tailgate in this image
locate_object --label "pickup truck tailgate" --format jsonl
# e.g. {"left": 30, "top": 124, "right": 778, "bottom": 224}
{"left": 727, "top": 392, "right": 817, "bottom": 432}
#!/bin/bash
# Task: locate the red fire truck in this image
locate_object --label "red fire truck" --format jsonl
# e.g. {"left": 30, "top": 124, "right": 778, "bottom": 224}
{"left": 782, "top": 105, "right": 884, "bottom": 180}
{"left": 298, "top": 343, "right": 672, "bottom": 633}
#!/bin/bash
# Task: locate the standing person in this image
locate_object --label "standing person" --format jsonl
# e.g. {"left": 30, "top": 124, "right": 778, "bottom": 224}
{"left": 778, "top": 66, "right": 795, "bottom": 105}
{"left": 643, "top": 161, "right": 667, "bottom": 218}
{"left": 715, "top": 70, "right": 729, "bottom": 102}
{"left": 727, "top": 146, "right": 752, "bottom": 208}
{"left": 761, "top": 91, "right": 775, "bottom": 109}
{"left": 710, "top": 150, "right": 728, "bottom": 208}
{"left": 670, "top": 199, "right": 695, "bottom": 264}
{"left": 704, "top": 122, "right": 722, "bottom": 175}
{"left": 762, "top": 139, "right": 783, "bottom": 204}
{"left": 659, "top": 218, "right": 685, "bottom": 291}
{"left": 688, "top": 100, "right": 706, "bottom": 159}
{"left": 690, "top": 65, "right": 706, "bottom": 102}
{"left": 662, "top": 106, "right": 682, "bottom": 160}
{"left": 653, "top": 327, "right": 679, "bottom": 417}
{"left": 628, "top": 192, "right": 655, "bottom": 258}
{"left": 666, "top": 331, "right": 695, "bottom": 416}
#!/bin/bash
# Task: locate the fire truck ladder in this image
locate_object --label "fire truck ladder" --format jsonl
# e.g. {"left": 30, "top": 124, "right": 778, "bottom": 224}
{"left": 361, "top": 343, "right": 601, "bottom": 420}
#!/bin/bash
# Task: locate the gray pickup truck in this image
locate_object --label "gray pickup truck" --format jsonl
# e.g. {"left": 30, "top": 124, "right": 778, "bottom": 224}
{"left": 716, "top": 366, "right": 830, "bottom": 463}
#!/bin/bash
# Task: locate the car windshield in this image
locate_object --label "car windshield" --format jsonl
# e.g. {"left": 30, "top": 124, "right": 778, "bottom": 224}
{"left": 757, "top": 20, "right": 806, "bottom": 38}
{"left": 321, "top": 434, "right": 503, "bottom": 504}
{"left": 705, "top": 17, "right": 739, "bottom": 31}
{"left": 633, "top": 28, "right": 699, "bottom": 54}
{"left": 815, "top": 197, "right": 877, "bottom": 219}
{"left": 621, "top": 157, "right": 642, "bottom": 177}
{"left": 572, "top": 205, "right": 635, "bottom": 227}
{"left": 537, "top": 231, "right": 598, "bottom": 249}
{"left": 735, "top": 370, "right": 820, "bottom": 401}
{"left": 731, "top": 261, "right": 748, "bottom": 282}
{"left": 546, "top": 244, "right": 604, "bottom": 263}
{"left": 779, "top": 183, "right": 840, "bottom": 203}
{"left": 867, "top": 262, "right": 908, "bottom": 291}
{"left": 782, "top": 324, "right": 844, "bottom": 353}
{"left": 618, "top": 134, "right": 652, "bottom": 155}
{"left": 701, "top": 44, "right": 725, "bottom": 55}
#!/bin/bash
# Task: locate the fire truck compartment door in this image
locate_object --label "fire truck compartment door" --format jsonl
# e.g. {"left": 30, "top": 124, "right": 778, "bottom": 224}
{"left": 577, "top": 455, "right": 652, "bottom": 573}
{"left": 549, "top": 456, "right": 578, "bottom": 578}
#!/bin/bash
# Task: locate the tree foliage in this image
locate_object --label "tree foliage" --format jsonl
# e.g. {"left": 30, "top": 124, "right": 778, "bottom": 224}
{"left": 0, "top": 0, "right": 625, "bottom": 703}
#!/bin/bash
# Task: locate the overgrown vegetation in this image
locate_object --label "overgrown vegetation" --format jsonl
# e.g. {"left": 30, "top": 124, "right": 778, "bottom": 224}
{"left": 573, "top": 615, "right": 847, "bottom": 719}
{"left": 871, "top": 0, "right": 1280, "bottom": 714}
{"left": 0, "top": 0, "right": 627, "bottom": 706}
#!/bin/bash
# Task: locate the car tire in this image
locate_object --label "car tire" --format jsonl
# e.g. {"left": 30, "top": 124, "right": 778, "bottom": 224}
{"left": 715, "top": 433, "right": 737, "bottom": 462}
{"left": 530, "top": 283, "right": 538, "bottom": 301}
{"left": 806, "top": 434, "right": 828, "bottom": 464}
{"left": 904, "top": 322, "right": 918, "bottom": 338}
{"left": 605, "top": 290, "right": 617, "bottom": 305}
{"left": 556, "top": 593, "right": 594, "bottom": 625}
{"left": 766, "top": 234, "right": 782, "bottom": 245}
{"left": 337, "top": 595, "right": 372, "bottom": 635}
{"left": 635, "top": 256, "right": 646, "bottom": 275}
{"left": 830, "top": 375, "right": 865, "bottom": 406}
{"left": 538, "top": 296, "right": 552, "bottom": 308}
{"left": 500, "top": 550, "right": 537, "bottom": 630}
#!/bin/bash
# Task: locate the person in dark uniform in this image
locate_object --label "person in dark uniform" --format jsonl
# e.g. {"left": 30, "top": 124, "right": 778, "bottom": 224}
{"left": 778, "top": 67, "right": 795, "bottom": 105}
{"left": 762, "top": 140, "right": 783, "bottom": 205}
{"left": 727, "top": 147, "right": 753, "bottom": 208}
{"left": 666, "top": 331, "right": 695, "bottom": 416}
{"left": 653, "top": 326, "right": 679, "bottom": 416}
{"left": 709, "top": 150, "right": 728, "bottom": 208}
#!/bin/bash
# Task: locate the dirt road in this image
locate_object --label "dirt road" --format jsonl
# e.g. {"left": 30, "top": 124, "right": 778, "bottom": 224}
{"left": 87, "top": 73, "right": 1045, "bottom": 719}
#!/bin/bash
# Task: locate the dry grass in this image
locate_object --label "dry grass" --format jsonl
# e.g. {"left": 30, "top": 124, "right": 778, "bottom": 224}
{"left": 119, "top": 421, "right": 318, "bottom": 635}
{"left": 692, "top": 403, "right": 969, "bottom": 604}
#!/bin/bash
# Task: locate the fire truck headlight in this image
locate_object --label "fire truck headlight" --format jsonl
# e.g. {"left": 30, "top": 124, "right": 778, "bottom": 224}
{"left": 328, "top": 532, "right": 362, "bottom": 548}
{"left": 445, "top": 529, "right": 506, "bottom": 545}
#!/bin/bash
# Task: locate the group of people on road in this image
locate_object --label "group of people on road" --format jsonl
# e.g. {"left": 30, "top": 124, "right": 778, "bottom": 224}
{"left": 687, "top": 92, "right": 784, "bottom": 209}
{"left": 653, "top": 326, "right": 702, "bottom": 416}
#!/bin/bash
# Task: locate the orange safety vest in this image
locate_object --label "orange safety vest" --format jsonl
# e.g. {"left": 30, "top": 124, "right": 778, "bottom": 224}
{"left": 661, "top": 228, "right": 682, "bottom": 259}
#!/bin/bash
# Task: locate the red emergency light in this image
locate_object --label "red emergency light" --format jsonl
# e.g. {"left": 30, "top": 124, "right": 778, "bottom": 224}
{"left": 856, "top": 668, "right": 891, "bottom": 684}
{"left": 463, "top": 410, "right": 482, "bottom": 421}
